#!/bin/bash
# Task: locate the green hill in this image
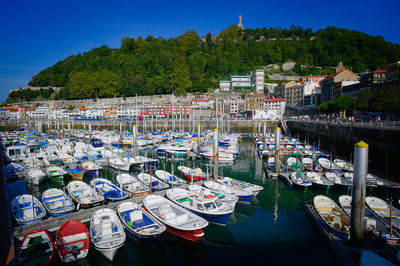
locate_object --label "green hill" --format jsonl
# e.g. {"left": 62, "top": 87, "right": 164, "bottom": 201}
{"left": 10, "top": 25, "right": 400, "bottom": 101}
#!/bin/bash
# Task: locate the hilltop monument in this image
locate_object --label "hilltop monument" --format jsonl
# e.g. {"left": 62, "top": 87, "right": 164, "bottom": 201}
{"left": 238, "top": 14, "right": 243, "bottom": 29}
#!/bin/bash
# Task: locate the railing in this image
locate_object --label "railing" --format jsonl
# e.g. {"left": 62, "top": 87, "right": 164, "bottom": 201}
{"left": 285, "top": 118, "right": 400, "bottom": 129}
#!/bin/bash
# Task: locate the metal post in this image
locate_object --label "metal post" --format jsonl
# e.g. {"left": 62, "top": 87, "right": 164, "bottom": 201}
{"left": 133, "top": 124, "right": 137, "bottom": 156}
{"left": 274, "top": 127, "right": 281, "bottom": 173}
{"left": 350, "top": 141, "right": 368, "bottom": 245}
{"left": 213, "top": 128, "right": 219, "bottom": 179}
{"left": 263, "top": 123, "right": 266, "bottom": 150}
{"left": 197, "top": 122, "right": 201, "bottom": 155}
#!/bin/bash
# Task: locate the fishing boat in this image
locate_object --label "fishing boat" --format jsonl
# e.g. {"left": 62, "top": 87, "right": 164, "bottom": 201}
{"left": 313, "top": 195, "right": 350, "bottom": 238}
{"left": 27, "top": 168, "right": 46, "bottom": 185}
{"left": 187, "top": 184, "right": 238, "bottom": 209}
{"left": 66, "top": 181, "right": 104, "bottom": 208}
{"left": 137, "top": 173, "right": 170, "bottom": 192}
{"left": 177, "top": 166, "right": 212, "bottom": 181}
{"left": 90, "top": 208, "right": 126, "bottom": 261}
{"left": 166, "top": 188, "right": 234, "bottom": 226}
{"left": 17, "top": 229, "right": 55, "bottom": 266}
{"left": 155, "top": 170, "right": 186, "bottom": 186}
{"left": 287, "top": 157, "right": 303, "bottom": 172}
{"left": 305, "top": 172, "right": 334, "bottom": 190}
{"left": 11, "top": 194, "right": 46, "bottom": 226}
{"left": 366, "top": 196, "right": 400, "bottom": 233}
{"left": 301, "top": 157, "right": 313, "bottom": 171}
{"left": 66, "top": 164, "right": 85, "bottom": 180}
{"left": 203, "top": 180, "right": 254, "bottom": 205}
{"left": 217, "top": 177, "right": 263, "bottom": 196}
{"left": 46, "top": 166, "right": 67, "bottom": 183}
{"left": 333, "top": 159, "right": 353, "bottom": 172}
{"left": 90, "top": 178, "right": 129, "bottom": 202}
{"left": 81, "top": 161, "right": 102, "bottom": 178}
{"left": 109, "top": 157, "right": 131, "bottom": 171}
{"left": 289, "top": 172, "right": 312, "bottom": 187}
{"left": 56, "top": 219, "right": 90, "bottom": 263}
{"left": 42, "top": 188, "right": 74, "bottom": 216}
{"left": 117, "top": 201, "right": 166, "bottom": 243}
{"left": 143, "top": 195, "right": 208, "bottom": 241}
{"left": 324, "top": 172, "right": 352, "bottom": 189}
{"left": 365, "top": 174, "right": 400, "bottom": 189}
{"left": 116, "top": 173, "right": 150, "bottom": 197}
{"left": 339, "top": 195, "right": 400, "bottom": 243}
{"left": 318, "top": 158, "right": 342, "bottom": 172}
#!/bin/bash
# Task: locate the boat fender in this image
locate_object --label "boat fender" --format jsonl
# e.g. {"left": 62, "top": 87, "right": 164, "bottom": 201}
{"left": 204, "top": 194, "right": 215, "bottom": 199}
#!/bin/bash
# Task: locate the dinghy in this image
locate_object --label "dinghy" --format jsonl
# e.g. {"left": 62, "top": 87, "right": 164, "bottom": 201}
{"left": 290, "top": 172, "right": 312, "bottom": 187}
{"left": 46, "top": 166, "right": 67, "bottom": 183}
{"left": 27, "top": 169, "right": 46, "bottom": 185}
{"left": 17, "top": 229, "right": 55, "bottom": 266}
{"left": 339, "top": 195, "right": 400, "bottom": 243}
{"left": 117, "top": 201, "right": 166, "bottom": 243}
{"left": 217, "top": 177, "right": 263, "bottom": 196}
{"left": 155, "top": 170, "right": 186, "bottom": 186}
{"left": 81, "top": 161, "right": 102, "bottom": 178}
{"left": 66, "top": 181, "right": 104, "bottom": 208}
{"left": 313, "top": 195, "right": 350, "bottom": 238}
{"left": 42, "top": 188, "right": 74, "bottom": 216}
{"left": 137, "top": 173, "right": 170, "bottom": 192}
{"left": 187, "top": 184, "right": 238, "bottom": 209}
{"left": 177, "top": 166, "right": 212, "bottom": 181}
{"left": 204, "top": 180, "right": 254, "bottom": 205}
{"left": 343, "top": 173, "right": 377, "bottom": 187}
{"left": 305, "top": 172, "right": 334, "bottom": 190}
{"left": 333, "top": 159, "right": 353, "bottom": 172}
{"left": 324, "top": 172, "right": 352, "bottom": 189}
{"left": 143, "top": 195, "right": 208, "bottom": 241}
{"left": 318, "top": 158, "right": 342, "bottom": 172}
{"left": 365, "top": 174, "right": 400, "bottom": 189}
{"left": 301, "top": 157, "right": 313, "bottom": 171}
{"left": 11, "top": 194, "right": 46, "bottom": 226}
{"left": 116, "top": 173, "right": 150, "bottom": 197}
{"left": 287, "top": 157, "right": 303, "bottom": 171}
{"left": 109, "top": 157, "right": 131, "bottom": 171}
{"left": 166, "top": 188, "right": 234, "bottom": 226}
{"left": 90, "top": 208, "right": 126, "bottom": 261}
{"left": 66, "top": 165, "right": 85, "bottom": 180}
{"left": 56, "top": 219, "right": 90, "bottom": 263}
{"left": 90, "top": 178, "right": 129, "bottom": 202}
{"left": 366, "top": 196, "right": 400, "bottom": 233}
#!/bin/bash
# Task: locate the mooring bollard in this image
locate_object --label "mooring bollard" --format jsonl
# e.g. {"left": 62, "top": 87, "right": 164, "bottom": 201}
{"left": 350, "top": 141, "right": 368, "bottom": 245}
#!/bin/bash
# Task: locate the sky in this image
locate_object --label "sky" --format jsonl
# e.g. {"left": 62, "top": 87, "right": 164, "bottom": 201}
{"left": 0, "top": 0, "right": 399, "bottom": 101}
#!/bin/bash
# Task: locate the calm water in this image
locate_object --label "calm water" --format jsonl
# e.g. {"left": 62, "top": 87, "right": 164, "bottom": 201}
{"left": 8, "top": 139, "right": 358, "bottom": 265}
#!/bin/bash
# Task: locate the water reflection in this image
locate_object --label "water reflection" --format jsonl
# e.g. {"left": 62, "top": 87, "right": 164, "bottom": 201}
{"left": 203, "top": 223, "right": 234, "bottom": 247}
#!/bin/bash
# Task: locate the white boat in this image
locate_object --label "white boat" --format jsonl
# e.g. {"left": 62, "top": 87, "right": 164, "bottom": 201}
{"left": 46, "top": 166, "right": 67, "bottom": 183}
{"left": 365, "top": 174, "right": 400, "bottom": 189}
{"left": 66, "top": 181, "right": 104, "bottom": 208}
{"left": 305, "top": 172, "right": 334, "bottom": 189}
{"left": 137, "top": 173, "right": 170, "bottom": 192}
{"left": 301, "top": 157, "right": 313, "bottom": 171}
{"left": 325, "top": 172, "right": 352, "bottom": 189}
{"left": 116, "top": 173, "right": 150, "bottom": 197}
{"left": 200, "top": 151, "right": 234, "bottom": 163}
{"left": 155, "top": 170, "right": 186, "bottom": 186}
{"left": 143, "top": 195, "right": 208, "bottom": 241}
{"left": 27, "top": 168, "right": 46, "bottom": 185}
{"left": 343, "top": 173, "right": 377, "bottom": 187}
{"left": 318, "top": 158, "right": 342, "bottom": 172}
{"left": 203, "top": 180, "right": 254, "bottom": 205}
{"left": 109, "top": 157, "right": 131, "bottom": 171}
{"left": 290, "top": 172, "right": 312, "bottom": 187}
{"left": 313, "top": 195, "right": 350, "bottom": 238}
{"left": 81, "top": 161, "right": 102, "bottom": 177}
{"left": 287, "top": 157, "right": 303, "bottom": 171}
{"left": 177, "top": 166, "right": 212, "bottom": 181}
{"left": 166, "top": 188, "right": 234, "bottom": 226}
{"left": 366, "top": 196, "right": 400, "bottom": 232}
{"left": 90, "top": 178, "right": 129, "bottom": 202}
{"left": 187, "top": 184, "right": 238, "bottom": 209}
{"left": 217, "top": 177, "right": 263, "bottom": 196}
{"left": 90, "top": 208, "right": 126, "bottom": 261}
{"left": 42, "top": 188, "right": 75, "bottom": 216}
{"left": 333, "top": 159, "right": 353, "bottom": 172}
{"left": 11, "top": 194, "right": 47, "bottom": 225}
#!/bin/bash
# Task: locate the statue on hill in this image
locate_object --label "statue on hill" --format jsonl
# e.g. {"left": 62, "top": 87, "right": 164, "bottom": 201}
{"left": 238, "top": 14, "right": 243, "bottom": 29}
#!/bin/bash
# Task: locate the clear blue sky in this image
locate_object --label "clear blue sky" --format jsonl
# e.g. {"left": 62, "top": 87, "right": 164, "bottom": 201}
{"left": 0, "top": 0, "right": 399, "bottom": 101}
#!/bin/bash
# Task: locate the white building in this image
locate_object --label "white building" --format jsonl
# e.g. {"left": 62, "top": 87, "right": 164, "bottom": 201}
{"left": 254, "top": 69, "right": 265, "bottom": 92}
{"left": 219, "top": 69, "right": 264, "bottom": 91}
{"left": 51, "top": 107, "right": 66, "bottom": 120}
{"left": 224, "top": 96, "right": 245, "bottom": 114}
{"left": 264, "top": 98, "right": 286, "bottom": 119}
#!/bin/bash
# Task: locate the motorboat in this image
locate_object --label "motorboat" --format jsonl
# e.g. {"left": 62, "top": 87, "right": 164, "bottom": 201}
{"left": 90, "top": 178, "right": 129, "bottom": 202}
{"left": 116, "top": 173, "right": 150, "bottom": 198}
{"left": 155, "top": 170, "right": 186, "bottom": 186}
{"left": 177, "top": 166, "right": 212, "bottom": 181}
{"left": 137, "top": 173, "right": 170, "bottom": 192}
{"left": 17, "top": 229, "right": 55, "bottom": 266}
{"left": 66, "top": 181, "right": 104, "bottom": 208}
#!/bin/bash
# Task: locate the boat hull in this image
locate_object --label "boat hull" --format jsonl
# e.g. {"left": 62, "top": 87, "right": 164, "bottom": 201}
{"left": 95, "top": 243, "right": 123, "bottom": 261}
{"left": 181, "top": 172, "right": 210, "bottom": 181}
{"left": 70, "top": 172, "right": 84, "bottom": 180}
{"left": 237, "top": 194, "right": 254, "bottom": 205}
{"left": 165, "top": 225, "right": 204, "bottom": 242}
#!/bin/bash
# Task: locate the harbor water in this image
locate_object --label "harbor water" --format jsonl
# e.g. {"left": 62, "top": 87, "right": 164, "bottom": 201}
{"left": 8, "top": 139, "right": 351, "bottom": 265}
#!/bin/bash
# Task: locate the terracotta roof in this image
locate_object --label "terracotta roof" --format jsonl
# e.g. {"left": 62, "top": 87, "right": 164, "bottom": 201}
{"left": 265, "top": 98, "right": 285, "bottom": 102}
{"left": 372, "top": 69, "right": 385, "bottom": 73}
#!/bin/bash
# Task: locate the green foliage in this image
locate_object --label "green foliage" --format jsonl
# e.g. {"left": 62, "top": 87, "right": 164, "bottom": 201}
{"left": 21, "top": 25, "right": 400, "bottom": 100}
{"left": 317, "top": 95, "right": 354, "bottom": 112}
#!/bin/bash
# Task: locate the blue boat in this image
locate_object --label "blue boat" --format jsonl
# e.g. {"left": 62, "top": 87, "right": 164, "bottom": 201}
{"left": 203, "top": 180, "right": 254, "bottom": 205}
{"left": 42, "top": 188, "right": 75, "bottom": 216}
{"left": 90, "top": 178, "right": 129, "bottom": 202}
{"left": 11, "top": 194, "right": 47, "bottom": 226}
{"left": 117, "top": 202, "right": 166, "bottom": 244}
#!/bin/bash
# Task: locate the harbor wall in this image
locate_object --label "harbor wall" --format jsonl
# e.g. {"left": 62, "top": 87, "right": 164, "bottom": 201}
{"left": 287, "top": 121, "right": 400, "bottom": 180}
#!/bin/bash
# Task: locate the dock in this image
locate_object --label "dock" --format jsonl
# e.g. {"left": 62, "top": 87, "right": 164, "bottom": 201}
{"left": 13, "top": 182, "right": 201, "bottom": 240}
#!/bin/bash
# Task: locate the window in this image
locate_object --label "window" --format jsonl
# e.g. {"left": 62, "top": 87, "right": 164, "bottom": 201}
{"left": 197, "top": 204, "right": 204, "bottom": 210}
{"left": 203, "top": 202, "right": 216, "bottom": 210}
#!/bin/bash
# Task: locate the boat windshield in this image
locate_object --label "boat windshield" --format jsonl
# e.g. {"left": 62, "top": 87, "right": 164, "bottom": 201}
{"left": 215, "top": 199, "right": 222, "bottom": 208}
{"left": 203, "top": 202, "right": 216, "bottom": 210}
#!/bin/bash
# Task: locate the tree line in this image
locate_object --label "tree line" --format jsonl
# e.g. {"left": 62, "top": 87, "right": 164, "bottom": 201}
{"left": 7, "top": 25, "right": 400, "bottom": 102}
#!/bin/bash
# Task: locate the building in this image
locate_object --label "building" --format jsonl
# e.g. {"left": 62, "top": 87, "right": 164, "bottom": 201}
{"left": 264, "top": 98, "right": 286, "bottom": 118}
{"left": 191, "top": 99, "right": 209, "bottom": 108}
{"left": 320, "top": 69, "right": 359, "bottom": 103}
{"left": 219, "top": 69, "right": 264, "bottom": 91}
{"left": 245, "top": 92, "right": 265, "bottom": 111}
{"left": 341, "top": 69, "right": 385, "bottom": 96}
{"left": 285, "top": 83, "right": 305, "bottom": 107}
{"left": 264, "top": 83, "right": 278, "bottom": 96}
{"left": 224, "top": 96, "right": 245, "bottom": 116}
{"left": 274, "top": 81, "right": 296, "bottom": 99}
{"left": 385, "top": 61, "right": 400, "bottom": 91}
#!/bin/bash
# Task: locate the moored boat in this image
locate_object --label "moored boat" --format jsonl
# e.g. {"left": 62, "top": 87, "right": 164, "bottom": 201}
{"left": 217, "top": 177, "right": 263, "bottom": 196}
{"left": 204, "top": 180, "right": 254, "bottom": 205}
{"left": 143, "top": 195, "right": 208, "bottom": 241}
{"left": 17, "top": 229, "right": 55, "bottom": 266}
{"left": 366, "top": 196, "right": 400, "bottom": 233}
{"left": 137, "top": 173, "right": 170, "bottom": 192}
{"left": 187, "top": 184, "right": 238, "bottom": 209}
{"left": 155, "top": 170, "right": 186, "bottom": 186}
{"left": 305, "top": 172, "right": 333, "bottom": 190}
{"left": 318, "top": 158, "right": 342, "bottom": 172}
{"left": 90, "top": 208, "right": 126, "bottom": 261}
{"left": 42, "top": 188, "right": 75, "bottom": 216}
{"left": 290, "top": 172, "right": 312, "bottom": 187}
{"left": 177, "top": 166, "right": 212, "bottom": 181}
{"left": 90, "top": 178, "right": 129, "bottom": 202}
{"left": 46, "top": 166, "right": 67, "bottom": 183}
{"left": 11, "top": 194, "right": 46, "bottom": 226}
{"left": 116, "top": 173, "right": 150, "bottom": 197}
{"left": 56, "top": 219, "right": 90, "bottom": 263}
{"left": 66, "top": 180, "right": 104, "bottom": 208}
{"left": 333, "top": 159, "right": 353, "bottom": 172}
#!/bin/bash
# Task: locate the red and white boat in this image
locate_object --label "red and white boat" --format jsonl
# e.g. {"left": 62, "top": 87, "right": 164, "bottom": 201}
{"left": 143, "top": 195, "right": 208, "bottom": 241}
{"left": 56, "top": 219, "right": 90, "bottom": 263}
{"left": 17, "top": 229, "right": 55, "bottom": 266}
{"left": 177, "top": 166, "right": 212, "bottom": 182}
